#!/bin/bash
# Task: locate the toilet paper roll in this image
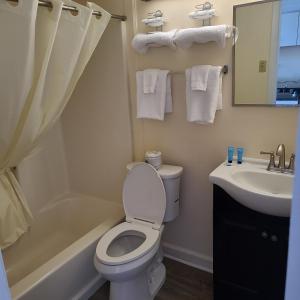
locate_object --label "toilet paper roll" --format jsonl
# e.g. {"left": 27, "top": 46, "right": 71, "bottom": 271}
{"left": 145, "top": 151, "right": 162, "bottom": 170}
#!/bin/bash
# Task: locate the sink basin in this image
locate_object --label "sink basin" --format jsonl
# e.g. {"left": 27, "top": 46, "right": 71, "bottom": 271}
{"left": 232, "top": 170, "right": 293, "bottom": 195}
{"left": 209, "top": 158, "right": 294, "bottom": 217}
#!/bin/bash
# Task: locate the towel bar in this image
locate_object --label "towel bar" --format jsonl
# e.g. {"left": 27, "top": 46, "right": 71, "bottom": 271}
{"left": 171, "top": 65, "right": 229, "bottom": 75}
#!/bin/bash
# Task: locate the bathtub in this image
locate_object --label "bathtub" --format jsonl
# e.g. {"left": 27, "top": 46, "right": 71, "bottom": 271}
{"left": 3, "top": 194, "right": 124, "bottom": 300}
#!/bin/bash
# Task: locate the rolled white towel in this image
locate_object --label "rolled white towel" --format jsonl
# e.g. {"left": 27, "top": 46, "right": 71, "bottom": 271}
{"left": 189, "top": 9, "right": 216, "bottom": 20}
{"left": 174, "top": 25, "right": 236, "bottom": 49}
{"left": 132, "top": 29, "right": 177, "bottom": 54}
{"left": 142, "top": 17, "right": 166, "bottom": 27}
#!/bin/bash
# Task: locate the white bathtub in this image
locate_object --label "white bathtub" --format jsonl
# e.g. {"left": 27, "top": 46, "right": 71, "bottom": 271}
{"left": 3, "top": 194, "right": 124, "bottom": 300}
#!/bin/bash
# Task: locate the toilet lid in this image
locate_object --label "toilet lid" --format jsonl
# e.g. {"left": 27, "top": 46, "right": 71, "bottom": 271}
{"left": 123, "top": 163, "right": 166, "bottom": 228}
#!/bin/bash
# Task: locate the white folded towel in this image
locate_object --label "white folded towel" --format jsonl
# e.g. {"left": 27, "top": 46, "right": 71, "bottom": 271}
{"left": 132, "top": 30, "right": 177, "bottom": 54}
{"left": 186, "top": 65, "right": 223, "bottom": 124}
{"left": 143, "top": 69, "right": 159, "bottom": 93}
{"left": 174, "top": 25, "right": 236, "bottom": 49}
{"left": 191, "top": 65, "right": 210, "bottom": 91}
{"left": 189, "top": 9, "right": 216, "bottom": 20}
{"left": 137, "top": 70, "right": 172, "bottom": 120}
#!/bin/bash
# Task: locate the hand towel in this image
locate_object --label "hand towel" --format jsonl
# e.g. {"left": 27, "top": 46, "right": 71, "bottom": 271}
{"left": 132, "top": 30, "right": 177, "bottom": 54}
{"left": 137, "top": 70, "right": 172, "bottom": 120}
{"left": 143, "top": 69, "right": 159, "bottom": 94}
{"left": 174, "top": 25, "right": 235, "bottom": 49}
{"left": 191, "top": 65, "right": 210, "bottom": 91}
{"left": 186, "top": 65, "right": 223, "bottom": 124}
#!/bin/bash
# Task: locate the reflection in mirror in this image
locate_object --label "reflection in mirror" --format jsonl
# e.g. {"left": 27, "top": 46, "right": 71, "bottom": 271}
{"left": 233, "top": 0, "right": 300, "bottom": 106}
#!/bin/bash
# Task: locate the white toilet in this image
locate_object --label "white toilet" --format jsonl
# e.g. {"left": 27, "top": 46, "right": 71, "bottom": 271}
{"left": 94, "top": 162, "right": 183, "bottom": 300}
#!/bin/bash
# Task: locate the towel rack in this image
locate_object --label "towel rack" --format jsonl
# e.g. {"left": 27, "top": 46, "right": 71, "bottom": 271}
{"left": 171, "top": 65, "right": 229, "bottom": 75}
{"left": 222, "top": 65, "right": 228, "bottom": 74}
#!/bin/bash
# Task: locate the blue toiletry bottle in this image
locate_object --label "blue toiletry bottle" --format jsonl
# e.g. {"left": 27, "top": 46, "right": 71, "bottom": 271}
{"left": 237, "top": 147, "right": 244, "bottom": 164}
{"left": 227, "top": 146, "right": 235, "bottom": 164}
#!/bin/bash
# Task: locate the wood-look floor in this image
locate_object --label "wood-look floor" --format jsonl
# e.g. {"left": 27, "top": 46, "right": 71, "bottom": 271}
{"left": 89, "top": 258, "right": 213, "bottom": 300}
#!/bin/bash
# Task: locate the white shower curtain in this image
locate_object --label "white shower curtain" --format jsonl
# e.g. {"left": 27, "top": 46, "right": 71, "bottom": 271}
{"left": 0, "top": 0, "right": 111, "bottom": 249}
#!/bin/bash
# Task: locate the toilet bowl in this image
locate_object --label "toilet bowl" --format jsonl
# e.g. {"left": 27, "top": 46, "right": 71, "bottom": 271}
{"left": 94, "top": 162, "right": 183, "bottom": 300}
{"left": 94, "top": 222, "right": 161, "bottom": 280}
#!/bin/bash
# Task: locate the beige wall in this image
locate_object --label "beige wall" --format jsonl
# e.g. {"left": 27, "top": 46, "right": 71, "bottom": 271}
{"left": 61, "top": 0, "right": 133, "bottom": 203}
{"left": 125, "top": 0, "right": 298, "bottom": 269}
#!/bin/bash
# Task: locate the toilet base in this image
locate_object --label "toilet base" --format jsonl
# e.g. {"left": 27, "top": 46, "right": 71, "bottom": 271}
{"left": 110, "top": 271, "right": 151, "bottom": 300}
{"left": 148, "top": 262, "right": 166, "bottom": 297}
{"left": 109, "top": 262, "right": 166, "bottom": 300}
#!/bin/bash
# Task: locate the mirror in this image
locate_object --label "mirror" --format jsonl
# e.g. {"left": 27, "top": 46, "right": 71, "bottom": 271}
{"left": 233, "top": 0, "right": 300, "bottom": 106}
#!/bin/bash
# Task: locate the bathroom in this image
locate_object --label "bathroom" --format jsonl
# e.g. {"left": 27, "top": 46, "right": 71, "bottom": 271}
{"left": 0, "top": 0, "right": 300, "bottom": 299}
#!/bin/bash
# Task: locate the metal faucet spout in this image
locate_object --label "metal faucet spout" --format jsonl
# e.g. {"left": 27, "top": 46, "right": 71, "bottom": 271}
{"left": 276, "top": 144, "right": 286, "bottom": 172}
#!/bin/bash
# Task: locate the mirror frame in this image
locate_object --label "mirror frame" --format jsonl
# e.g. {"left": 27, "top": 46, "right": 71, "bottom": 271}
{"left": 232, "top": 0, "right": 300, "bottom": 107}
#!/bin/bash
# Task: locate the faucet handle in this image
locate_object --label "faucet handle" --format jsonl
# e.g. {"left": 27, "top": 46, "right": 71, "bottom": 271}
{"left": 288, "top": 153, "right": 295, "bottom": 172}
{"left": 260, "top": 151, "right": 275, "bottom": 171}
{"left": 260, "top": 151, "right": 274, "bottom": 156}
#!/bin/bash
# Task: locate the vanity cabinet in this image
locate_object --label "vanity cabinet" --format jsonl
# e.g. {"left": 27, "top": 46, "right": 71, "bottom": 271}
{"left": 213, "top": 185, "right": 289, "bottom": 300}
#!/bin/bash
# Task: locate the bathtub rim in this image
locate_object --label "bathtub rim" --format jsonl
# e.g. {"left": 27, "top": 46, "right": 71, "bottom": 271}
{"left": 10, "top": 214, "right": 124, "bottom": 299}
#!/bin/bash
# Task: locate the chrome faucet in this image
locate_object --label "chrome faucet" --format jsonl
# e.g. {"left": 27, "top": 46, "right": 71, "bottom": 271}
{"left": 276, "top": 144, "right": 286, "bottom": 172}
{"left": 260, "top": 144, "right": 295, "bottom": 174}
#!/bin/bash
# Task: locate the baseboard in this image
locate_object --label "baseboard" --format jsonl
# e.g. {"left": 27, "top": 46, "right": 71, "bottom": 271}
{"left": 163, "top": 242, "right": 213, "bottom": 274}
{"left": 73, "top": 275, "right": 106, "bottom": 300}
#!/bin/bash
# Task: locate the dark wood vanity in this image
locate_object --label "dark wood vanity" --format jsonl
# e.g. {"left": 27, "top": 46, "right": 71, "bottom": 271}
{"left": 213, "top": 185, "right": 290, "bottom": 300}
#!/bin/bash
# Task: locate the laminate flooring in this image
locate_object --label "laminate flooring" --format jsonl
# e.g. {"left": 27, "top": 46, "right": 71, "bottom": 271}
{"left": 89, "top": 258, "right": 213, "bottom": 300}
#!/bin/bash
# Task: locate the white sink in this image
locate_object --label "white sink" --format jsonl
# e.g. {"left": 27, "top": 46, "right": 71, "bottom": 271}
{"left": 209, "top": 158, "right": 294, "bottom": 217}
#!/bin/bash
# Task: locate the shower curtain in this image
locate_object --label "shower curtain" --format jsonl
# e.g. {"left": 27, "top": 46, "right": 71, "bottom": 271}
{"left": 0, "top": 0, "right": 111, "bottom": 249}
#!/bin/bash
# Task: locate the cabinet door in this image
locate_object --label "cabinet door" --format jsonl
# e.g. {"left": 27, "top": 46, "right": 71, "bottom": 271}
{"left": 280, "top": 12, "right": 299, "bottom": 47}
{"left": 262, "top": 226, "right": 289, "bottom": 300}
{"left": 214, "top": 215, "right": 266, "bottom": 299}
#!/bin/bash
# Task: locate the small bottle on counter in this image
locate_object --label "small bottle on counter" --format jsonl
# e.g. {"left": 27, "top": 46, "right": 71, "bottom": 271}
{"left": 237, "top": 147, "right": 244, "bottom": 164}
{"left": 227, "top": 146, "right": 235, "bottom": 165}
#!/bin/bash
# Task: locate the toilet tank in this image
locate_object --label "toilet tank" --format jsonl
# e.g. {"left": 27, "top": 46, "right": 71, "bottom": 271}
{"left": 126, "top": 163, "right": 183, "bottom": 222}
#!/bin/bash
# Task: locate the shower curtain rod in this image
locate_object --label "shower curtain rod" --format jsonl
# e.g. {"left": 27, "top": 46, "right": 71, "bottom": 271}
{"left": 7, "top": 0, "right": 127, "bottom": 21}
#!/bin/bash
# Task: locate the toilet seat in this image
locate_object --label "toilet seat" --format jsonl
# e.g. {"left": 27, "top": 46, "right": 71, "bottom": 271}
{"left": 123, "top": 163, "right": 166, "bottom": 229}
{"left": 96, "top": 222, "right": 160, "bottom": 266}
{"left": 96, "top": 163, "right": 166, "bottom": 267}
